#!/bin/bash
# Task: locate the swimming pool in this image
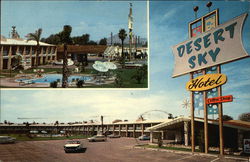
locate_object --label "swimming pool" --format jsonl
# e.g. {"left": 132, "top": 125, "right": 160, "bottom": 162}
{"left": 16, "top": 74, "right": 93, "bottom": 83}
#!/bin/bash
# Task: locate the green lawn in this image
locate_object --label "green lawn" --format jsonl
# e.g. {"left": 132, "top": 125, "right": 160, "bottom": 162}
{"left": 0, "top": 134, "right": 90, "bottom": 141}
{"left": 144, "top": 144, "right": 195, "bottom": 152}
{"left": 86, "top": 68, "right": 148, "bottom": 88}
{"left": 142, "top": 144, "right": 221, "bottom": 154}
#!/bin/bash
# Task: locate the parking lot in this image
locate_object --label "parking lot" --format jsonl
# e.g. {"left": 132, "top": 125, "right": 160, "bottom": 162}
{"left": 0, "top": 138, "right": 248, "bottom": 162}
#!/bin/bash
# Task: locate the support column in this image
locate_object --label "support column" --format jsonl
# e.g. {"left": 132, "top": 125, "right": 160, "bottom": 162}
{"left": 23, "top": 46, "right": 26, "bottom": 64}
{"left": 34, "top": 48, "right": 37, "bottom": 67}
{"left": 16, "top": 46, "right": 19, "bottom": 54}
{"left": 133, "top": 124, "right": 136, "bottom": 138}
{"left": 40, "top": 47, "right": 43, "bottom": 65}
{"left": 7, "top": 46, "right": 12, "bottom": 70}
{"left": 126, "top": 124, "right": 128, "bottom": 137}
{"left": 218, "top": 65, "right": 224, "bottom": 156}
{"left": 113, "top": 125, "right": 115, "bottom": 134}
{"left": 45, "top": 47, "right": 49, "bottom": 63}
{"left": 150, "top": 131, "right": 153, "bottom": 143}
{"left": 54, "top": 46, "right": 57, "bottom": 60}
{"left": 190, "top": 73, "right": 195, "bottom": 153}
{"left": 50, "top": 47, "right": 53, "bottom": 61}
{"left": 97, "top": 125, "right": 100, "bottom": 134}
{"left": 161, "top": 131, "right": 164, "bottom": 140}
{"left": 87, "top": 126, "right": 90, "bottom": 136}
{"left": 119, "top": 125, "right": 121, "bottom": 136}
{"left": 184, "top": 121, "right": 189, "bottom": 146}
{"left": 92, "top": 125, "right": 95, "bottom": 135}
{"left": 107, "top": 125, "right": 109, "bottom": 135}
{"left": 203, "top": 70, "right": 209, "bottom": 154}
{"left": 141, "top": 124, "right": 144, "bottom": 136}
{"left": 30, "top": 46, "right": 33, "bottom": 67}
{"left": 0, "top": 46, "right": 3, "bottom": 70}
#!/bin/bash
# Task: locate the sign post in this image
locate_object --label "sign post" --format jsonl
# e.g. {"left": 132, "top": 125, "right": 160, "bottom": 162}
{"left": 190, "top": 72, "right": 195, "bottom": 153}
{"left": 217, "top": 65, "right": 224, "bottom": 155}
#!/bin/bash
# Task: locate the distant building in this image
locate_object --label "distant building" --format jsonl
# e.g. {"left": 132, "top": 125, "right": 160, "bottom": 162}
{"left": 0, "top": 35, "right": 56, "bottom": 70}
{"left": 0, "top": 117, "right": 249, "bottom": 151}
{"left": 56, "top": 45, "right": 107, "bottom": 63}
{"left": 103, "top": 46, "right": 148, "bottom": 60}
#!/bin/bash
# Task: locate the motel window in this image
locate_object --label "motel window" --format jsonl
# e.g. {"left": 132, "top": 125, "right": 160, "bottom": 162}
{"left": 43, "top": 47, "right": 46, "bottom": 54}
{"left": 3, "top": 46, "right": 9, "bottom": 56}
{"left": 47, "top": 47, "right": 51, "bottom": 54}
{"left": 25, "top": 47, "right": 30, "bottom": 55}
{"left": 12, "top": 46, "right": 17, "bottom": 55}
{"left": 18, "top": 46, "right": 24, "bottom": 55}
{"left": 37, "top": 47, "right": 42, "bottom": 54}
{"left": 32, "top": 47, "right": 36, "bottom": 55}
{"left": 51, "top": 47, "right": 55, "bottom": 54}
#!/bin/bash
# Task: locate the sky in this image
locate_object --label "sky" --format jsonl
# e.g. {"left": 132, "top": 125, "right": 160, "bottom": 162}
{"left": 1, "top": 0, "right": 147, "bottom": 41}
{"left": 1, "top": 1, "right": 250, "bottom": 124}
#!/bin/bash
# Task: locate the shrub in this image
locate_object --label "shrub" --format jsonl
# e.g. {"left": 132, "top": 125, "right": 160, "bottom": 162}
{"left": 50, "top": 81, "right": 57, "bottom": 88}
{"left": 76, "top": 80, "right": 85, "bottom": 88}
{"left": 239, "top": 112, "right": 250, "bottom": 122}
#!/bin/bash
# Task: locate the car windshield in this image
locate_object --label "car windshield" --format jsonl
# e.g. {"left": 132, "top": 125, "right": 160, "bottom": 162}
{"left": 67, "top": 141, "right": 80, "bottom": 144}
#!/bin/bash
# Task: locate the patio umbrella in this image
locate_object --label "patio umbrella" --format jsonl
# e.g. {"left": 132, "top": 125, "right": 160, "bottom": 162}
{"left": 103, "top": 62, "right": 117, "bottom": 70}
{"left": 92, "top": 63, "right": 108, "bottom": 72}
{"left": 94, "top": 61, "right": 103, "bottom": 65}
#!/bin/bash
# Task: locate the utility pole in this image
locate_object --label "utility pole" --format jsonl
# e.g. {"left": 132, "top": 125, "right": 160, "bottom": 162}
{"left": 111, "top": 32, "right": 113, "bottom": 46}
{"left": 128, "top": 3, "right": 133, "bottom": 60}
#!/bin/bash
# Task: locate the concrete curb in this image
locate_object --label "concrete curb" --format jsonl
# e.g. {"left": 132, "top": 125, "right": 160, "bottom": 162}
{"left": 133, "top": 146, "right": 250, "bottom": 161}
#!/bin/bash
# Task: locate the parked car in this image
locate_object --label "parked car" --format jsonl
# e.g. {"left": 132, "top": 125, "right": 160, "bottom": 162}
{"left": 125, "top": 62, "right": 143, "bottom": 68}
{"left": 138, "top": 135, "right": 150, "bottom": 140}
{"left": 107, "top": 134, "right": 121, "bottom": 138}
{"left": 64, "top": 140, "right": 85, "bottom": 153}
{"left": 88, "top": 135, "right": 107, "bottom": 142}
{"left": 0, "top": 136, "right": 16, "bottom": 144}
{"left": 41, "top": 130, "right": 47, "bottom": 134}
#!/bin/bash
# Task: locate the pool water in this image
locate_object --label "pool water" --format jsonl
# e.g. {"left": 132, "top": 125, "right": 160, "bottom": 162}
{"left": 17, "top": 74, "right": 93, "bottom": 83}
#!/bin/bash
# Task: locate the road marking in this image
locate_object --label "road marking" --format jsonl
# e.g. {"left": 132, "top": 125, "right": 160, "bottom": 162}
{"left": 210, "top": 158, "right": 219, "bottom": 162}
{"left": 176, "top": 155, "right": 194, "bottom": 161}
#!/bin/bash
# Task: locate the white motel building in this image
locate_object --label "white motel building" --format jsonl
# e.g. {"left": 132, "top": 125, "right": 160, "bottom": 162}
{"left": 0, "top": 35, "right": 56, "bottom": 70}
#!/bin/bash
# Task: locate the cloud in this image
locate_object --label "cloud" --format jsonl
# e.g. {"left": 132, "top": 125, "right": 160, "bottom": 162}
{"left": 1, "top": 90, "right": 189, "bottom": 123}
{"left": 161, "top": 8, "right": 179, "bottom": 23}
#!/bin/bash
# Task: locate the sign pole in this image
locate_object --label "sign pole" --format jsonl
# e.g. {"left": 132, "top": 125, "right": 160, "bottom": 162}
{"left": 218, "top": 65, "right": 224, "bottom": 155}
{"left": 190, "top": 72, "right": 195, "bottom": 153}
{"left": 203, "top": 70, "right": 209, "bottom": 154}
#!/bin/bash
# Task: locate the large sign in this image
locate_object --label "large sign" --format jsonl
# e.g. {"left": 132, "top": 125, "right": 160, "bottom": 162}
{"left": 206, "top": 95, "right": 233, "bottom": 104}
{"left": 172, "top": 13, "right": 249, "bottom": 78}
{"left": 186, "top": 73, "right": 227, "bottom": 91}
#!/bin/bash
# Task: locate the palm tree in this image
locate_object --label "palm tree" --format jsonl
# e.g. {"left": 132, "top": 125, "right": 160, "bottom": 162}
{"left": 54, "top": 120, "right": 59, "bottom": 134}
{"left": 118, "top": 29, "right": 127, "bottom": 68}
{"left": 26, "top": 28, "right": 42, "bottom": 67}
{"left": 59, "top": 25, "right": 72, "bottom": 88}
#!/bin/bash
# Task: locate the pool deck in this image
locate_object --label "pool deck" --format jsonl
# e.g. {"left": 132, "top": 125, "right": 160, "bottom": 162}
{"left": 0, "top": 77, "right": 50, "bottom": 88}
{"left": 0, "top": 74, "right": 115, "bottom": 88}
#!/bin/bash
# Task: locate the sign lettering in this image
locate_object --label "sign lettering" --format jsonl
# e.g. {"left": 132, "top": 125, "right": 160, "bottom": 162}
{"left": 206, "top": 95, "right": 233, "bottom": 104}
{"left": 186, "top": 74, "right": 227, "bottom": 91}
{"left": 172, "top": 13, "right": 249, "bottom": 78}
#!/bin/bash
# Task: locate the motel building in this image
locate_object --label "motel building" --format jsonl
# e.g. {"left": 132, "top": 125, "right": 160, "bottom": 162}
{"left": 1, "top": 117, "right": 249, "bottom": 152}
{"left": 56, "top": 45, "right": 107, "bottom": 63}
{"left": 0, "top": 34, "right": 57, "bottom": 70}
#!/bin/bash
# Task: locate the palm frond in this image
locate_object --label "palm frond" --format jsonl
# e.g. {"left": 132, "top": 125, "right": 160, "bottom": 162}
{"left": 26, "top": 28, "right": 42, "bottom": 43}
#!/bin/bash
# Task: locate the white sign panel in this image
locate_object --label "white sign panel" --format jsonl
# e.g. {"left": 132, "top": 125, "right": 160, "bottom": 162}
{"left": 172, "top": 13, "right": 249, "bottom": 78}
{"left": 244, "top": 139, "right": 250, "bottom": 154}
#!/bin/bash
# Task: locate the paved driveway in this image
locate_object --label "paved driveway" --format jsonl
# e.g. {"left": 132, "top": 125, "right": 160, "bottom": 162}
{"left": 0, "top": 138, "right": 248, "bottom": 162}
